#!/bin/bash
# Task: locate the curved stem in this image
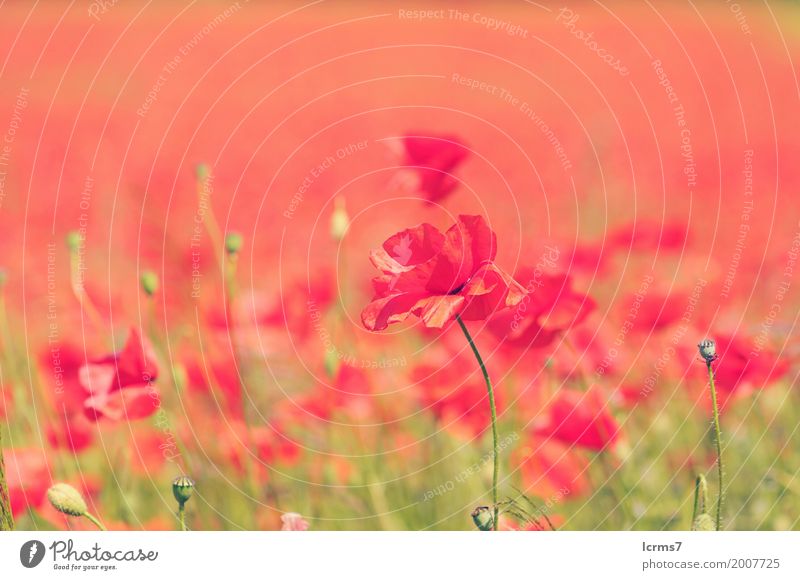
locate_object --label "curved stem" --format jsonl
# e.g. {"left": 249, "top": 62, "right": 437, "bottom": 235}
{"left": 706, "top": 362, "right": 724, "bottom": 531}
{"left": 84, "top": 512, "right": 107, "bottom": 531}
{"left": 456, "top": 315, "right": 499, "bottom": 531}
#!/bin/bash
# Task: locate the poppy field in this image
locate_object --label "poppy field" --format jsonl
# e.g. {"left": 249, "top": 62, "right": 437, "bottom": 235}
{"left": 1, "top": 2, "right": 800, "bottom": 532}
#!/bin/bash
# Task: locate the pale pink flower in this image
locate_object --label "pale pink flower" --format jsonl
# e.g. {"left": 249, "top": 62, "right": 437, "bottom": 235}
{"left": 280, "top": 512, "right": 309, "bottom": 531}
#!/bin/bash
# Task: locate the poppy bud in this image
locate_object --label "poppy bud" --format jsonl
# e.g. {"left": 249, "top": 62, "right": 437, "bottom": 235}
{"left": 140, "top": 270, "right": 159, "bottom": 296}
{"left": 324, "top": 348, "right": 340, "bottom": 379}
{"left": 697, "top": 339, "right": 716, "bottom": 363}
{"left": 47, "top": 483, "right": 88, "bottom": 517}
{"left": 65, "top": 231, "right": 81, "bottom": 252}
{"left": 196, "top": 163, "right": 210, "bottom": 182}
{"left": 172, "top": 475, "right": 195, "bottom": 505}
{"left": 330, "top": 197, "right": 349, "bottom": 241}
{"left": 225, "top": 232, "right": 243, "bottom": 255}
{"left": 471, "top": 506, "right": 494, "bottom": 531}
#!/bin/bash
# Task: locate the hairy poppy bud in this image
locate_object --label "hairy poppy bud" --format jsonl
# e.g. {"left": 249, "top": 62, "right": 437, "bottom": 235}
{"left": 172, "top": 475, "right": 195, "bottom": 505}
{"left": 47, "top": 483, "right": 88, "bottom": 517}
{"left": 330, "top": 197, "right": 349, "bottom": 241}
{"left": 471, "top": 506, "right": 493, "bottom": 531}
{"left": 140, "top": 270, "right": 159, "bottom": 296}
{"left": 225, "top": 232, "right": 243, "bottom": 255}
{"left": 697, "top": 339, "right": 716, "bottom": 363}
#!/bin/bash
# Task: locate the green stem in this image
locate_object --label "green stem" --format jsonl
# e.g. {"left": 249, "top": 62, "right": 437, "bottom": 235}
{"left": 456, "top": 315, "right": 499, "bottom": 531}
{"left": 706, "top": 362, "right": 724, "bottom": 531}
{"left": 178, "top": 503, "right": 187, "bottom": 531}
{"left": 0, "top": 442, "right": 14, "bottom": 530}
{"left": 84, "top": 512, "right": 107, "bottom": 531}
{"left": 691, "top": 473, "right": 708, "bottom": 529}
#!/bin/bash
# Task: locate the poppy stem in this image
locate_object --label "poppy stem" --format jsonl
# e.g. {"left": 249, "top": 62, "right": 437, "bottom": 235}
{"left": 0, "top": 434, "right": 14, "bottom": 530}
{"left": 178, "top": 504, "right": 187, "bottom": 531}
{"left": 706, "top": 361, "right": 724, "bottom": 531}
{"left": 455, "top": 315, "right": 499, "bottom": 531}
{"left": 83, "top": 512, "right": 107, "bottom": 531}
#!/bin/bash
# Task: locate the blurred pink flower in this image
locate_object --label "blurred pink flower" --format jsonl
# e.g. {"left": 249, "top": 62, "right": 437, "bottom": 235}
{"left": 281, "top": 512, "right": 309, "bottom": 531}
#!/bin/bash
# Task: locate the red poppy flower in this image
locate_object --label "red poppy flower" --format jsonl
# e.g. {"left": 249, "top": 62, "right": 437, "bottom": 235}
{"left": 186, "top": 354, "right": 243, "bottom": 419}
{"left": 488, "top": 270, "right": 595, "bottom": 349}
{"left": 293, "top": 365, "right": 373, "bottom": 422}
{"left": 261, "top": 270, "right": 336, "bottom": 339}
{"left": 412, "top": 359, "right": 504, "bottom": 439}
{"left": 514, "top": 439, "right": 590, "bottom": 498}
{"left": 79, "top": 327, "right": 160, "bottom": 421}
{"left": 5, "top": 448, "right": 50, "bottom": 517}
{"left": 361, "top": 215, "right": 526, "bottom": 330}
{"left": 534, "top": 388, "right": 620, "bottom": 452}
{"left": 252, "top": 423, "right": 302, "bottom": 466}
{"left": 622, "top": 290, "right": 687, "bottom": 335}
{"left": 46, "top": 413, "right": 95, "bottom": 453}
{"left": 392, "top": 133, "right": 469, "bottom": 204}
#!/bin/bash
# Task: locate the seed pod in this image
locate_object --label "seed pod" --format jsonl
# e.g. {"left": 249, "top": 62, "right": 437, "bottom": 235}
{"left": 471, "top": 506, "right": 494, "bottom": 531}
{"left": 47, "top": 483, "right": 88, "bottom": 517}
{"left": 172, "top": 476, "right": 195, "bottom": 505}
{"left": 697, "top": 339, "right": 716, "bottom": 363}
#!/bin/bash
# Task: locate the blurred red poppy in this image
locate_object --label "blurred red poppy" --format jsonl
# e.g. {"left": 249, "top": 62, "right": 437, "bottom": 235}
{"left": 79, "top": 327, "right": 160, "bottom": 421}
{"left": 534, "top": 388, "right": 620, "bottom": 452}
{"left": 392, "top": 133, "right": 469, "bottom": 204}
{"left": 293, "top": 365, "right": 373, "bottom": 422}
{"left": 362, "top": 215, "right": 525, "bottom": 330}
{"left": 514, "top": 439, "right": 590, "bottom": 498}
{"left": 412, "top": 359, "right": 504, "bottom": 439}
{"left": 5, "top": 448, "right": 50, "bottom": 517}
{"left": 488, "top": 270, "right": 595, "bottom": 349}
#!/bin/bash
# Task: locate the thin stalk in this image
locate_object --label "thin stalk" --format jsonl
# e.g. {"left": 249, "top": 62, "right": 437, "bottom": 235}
{"left": 83, "top": 512, "right": 107, "bottom": 531}
{"left": 706, "top": 362, "right": 724, "bottom": 531}
{"left": 691, "top": 473, "right": 709, "bottom": 530}
{"left": 178, "top": 503, "right": 187, "bottom": 531}
{"left": 455, "top": 315, "right": 499, "bottom": 531}
{"left": 0, "top": 441, "right": 14, "bottom": 530}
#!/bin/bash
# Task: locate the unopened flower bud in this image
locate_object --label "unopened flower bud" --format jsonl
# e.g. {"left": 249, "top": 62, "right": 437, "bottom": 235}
{"left": 225, "top": 232, "right": 243, "bottom": 255}
{"left": 172, "top": 476, "right": 195, "bottom": 505}
{"left": 140, "top": 270, "right": 159, "bottom": 296}
{"left": 47, "top": 483, "right": 87, "bottom": 517}
{"left": 697, "top": 339, "right": 716, "bottom": 363}
{"left": 196, "top": 163, "right": 210, "bottom": 182}
{"left": 330, "top": 197, "right": 349, "bottom": 241}
{"left": 471, "top": 506, "right": 494, "bottom": 531}
{"left": 66, "top": 231, "right": 81, "bottom": 252}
